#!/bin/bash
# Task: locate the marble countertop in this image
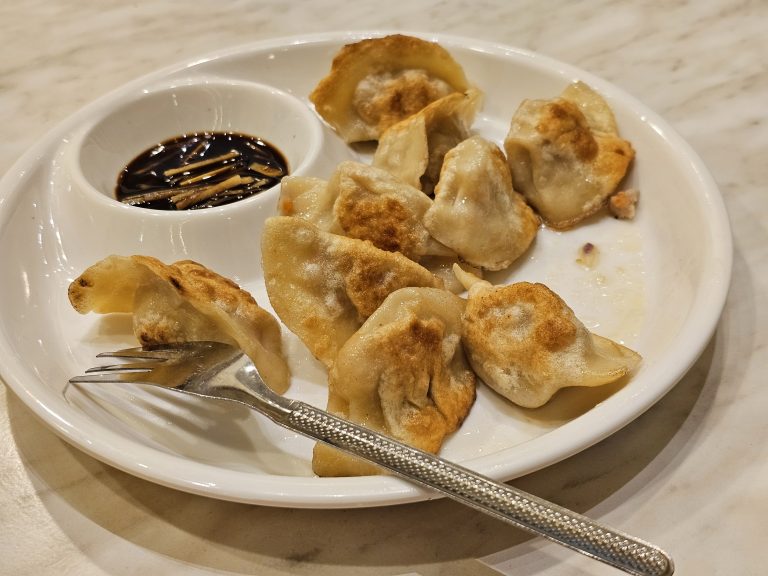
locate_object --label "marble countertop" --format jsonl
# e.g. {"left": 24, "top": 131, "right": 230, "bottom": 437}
{"left": 1, "top": 1, "right": 766, "bottom": 574}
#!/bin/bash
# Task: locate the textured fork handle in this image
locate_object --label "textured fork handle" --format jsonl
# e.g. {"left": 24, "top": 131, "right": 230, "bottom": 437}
{"left": 284, "top": 401, "right": 673, "bottom": 576}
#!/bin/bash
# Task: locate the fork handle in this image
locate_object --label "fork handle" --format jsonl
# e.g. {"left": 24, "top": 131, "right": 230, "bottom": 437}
{"left": 281, "top": 401, "right": 673, "bottom": 576}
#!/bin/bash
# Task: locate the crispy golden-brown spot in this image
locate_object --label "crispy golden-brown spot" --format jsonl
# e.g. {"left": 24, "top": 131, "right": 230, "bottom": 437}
{"left": 337, "top": 195, "right": 421, "bottom": 258}
{"left": 466, "top": 282, "right": 577, "bottom": 358}
{"left": 594, "top": 138, "right": 634, "bottom": 181}
{"left": 342, "top": 253, "right": 439, "bottom": 319}
{"left": 387, "top": 313, "right": 476, "bottom": 441}
{"left": 536, "top": 101, "right": 598, "bottom": 162}
{"left": 535, "top": 313, "right": 578, "bottom": 350}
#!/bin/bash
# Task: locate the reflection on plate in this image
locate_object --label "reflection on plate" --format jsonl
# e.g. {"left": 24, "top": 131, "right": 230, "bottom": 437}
{"left": 0, "top": 32, "right": 732, "bottom": 508}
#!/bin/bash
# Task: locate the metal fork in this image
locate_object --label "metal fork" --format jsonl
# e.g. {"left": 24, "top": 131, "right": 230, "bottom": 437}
{"left": 70, "top": 341, "right": 674, "bottom": 576}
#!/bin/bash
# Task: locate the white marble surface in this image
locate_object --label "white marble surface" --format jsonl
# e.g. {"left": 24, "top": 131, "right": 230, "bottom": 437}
{"left": 1, "top": 1, "right": 766, "bottom": 575}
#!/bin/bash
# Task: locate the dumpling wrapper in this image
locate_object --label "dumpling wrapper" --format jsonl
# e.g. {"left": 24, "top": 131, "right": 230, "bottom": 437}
{"left": 560, "top": 80, "right": 619, "bottom": 134}
{"left": 280, "top": 161, "right": 453, "bottom": 261}
{"left": 373, "top": 88, "right": 483, "bottom": 194}
{"left": 419, "top": 256, "right": 485, "bottom": 294}
{"left": 261, "top": 216, "right": 444, "bottom": 367}
{"left": 313, "top": 287, "right": 476, "bottom": 477}
{"left": 310, "top": 34, "right": 472, "bottom": 143}
{"left": 424, "top": 136, "right": 539, "bottom": 271}
{"left": 503, "top": 81, "right": 634, "bottom": 229}
{"left": 454, "top": 266, "right": 641, "bottom": 408}
{"left": 277, "top": 175, "right": 341, "bottom": 234}
{"left": 68, "top": 255, "right": 290, "bottom": 394}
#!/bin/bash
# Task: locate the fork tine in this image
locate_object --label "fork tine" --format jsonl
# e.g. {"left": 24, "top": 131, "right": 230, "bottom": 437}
{"left": 96, "top": 341, "right": 233, "bottom": 361}
{"left": 97, "top": 347, "right": 181, "bottom": 360}
{"left": 84, "top": 363, "right": 154, "bottom": 373}
{"left": 70, "top": 372, "right": 150, "bottom": 384}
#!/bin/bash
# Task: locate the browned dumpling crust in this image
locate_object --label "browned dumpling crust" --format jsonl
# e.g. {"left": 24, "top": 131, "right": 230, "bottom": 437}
{"left": 504, "top": 81, "right": 635, "bottom": 229}
{"left": 455, "top": 267, "right": 641, "bottom": 408}
{"left": 261, "top": 216, "right": 444, "bottom": 367}
{"left": 332, "top": 162, "right": 443, "bottom": 260}
{"left": 68, "top": 255, "right": 291, "bottom": 393}
{"left": 279, "top": 161, "right": 453, "bottom": 261}
{"left": 310, "top": 34, "right": 472, "bottom": 143}
{"left": 313, "top": 287, "right": 476, "bottom": 477}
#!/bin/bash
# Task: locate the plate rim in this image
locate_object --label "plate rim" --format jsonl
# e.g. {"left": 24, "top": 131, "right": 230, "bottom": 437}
{"left": 0, "top": 30, "right": 733, "bottom": 508}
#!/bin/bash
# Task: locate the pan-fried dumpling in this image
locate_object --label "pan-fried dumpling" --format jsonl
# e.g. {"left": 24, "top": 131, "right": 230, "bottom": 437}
{"left": 261, "top": 216, "right": 444, "bottom": 367}
{"left": 424, "top": 136, "right": 539, "bottom": 271}
{"left": 454, "top": 266, "right": 641, "bottom": 408}
{"left": 280, "top": 161, "right": 453, "bottom": 261}
{"left": 313, "top": 287, "right": 476, "bottom": 477}
{"left": 310, "top": 34, "right": 472, "bottom": 143}
{"left": 373, "top": 89, "right": 482, "bottom": 194}
{"left": 503, "top": 81, "right": 634, "bottom": 229}
{"left": 68, "top": 255, "right": 291, "bottom": 393}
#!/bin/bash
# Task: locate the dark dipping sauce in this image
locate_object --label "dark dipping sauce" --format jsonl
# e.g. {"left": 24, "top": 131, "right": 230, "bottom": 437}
{"left": 116, "top": 131, "right": 288, "bottom": 210}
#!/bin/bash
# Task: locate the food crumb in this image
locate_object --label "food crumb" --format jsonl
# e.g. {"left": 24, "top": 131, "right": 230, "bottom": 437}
{"left": 609, "top": 188, "right": 639, "bottom": 220}
{"left": 576, "top": 242, "right": 600, "bottom": 268}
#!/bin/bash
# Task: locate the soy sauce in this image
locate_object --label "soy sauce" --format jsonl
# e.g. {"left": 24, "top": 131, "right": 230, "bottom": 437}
{"left": 116, "top": 132, "right": 288, "bottom": 210}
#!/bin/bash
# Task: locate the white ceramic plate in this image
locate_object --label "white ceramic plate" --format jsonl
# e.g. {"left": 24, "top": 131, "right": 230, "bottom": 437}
{"left": 0, "top": 32, "right": 731, "bottom": 508}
